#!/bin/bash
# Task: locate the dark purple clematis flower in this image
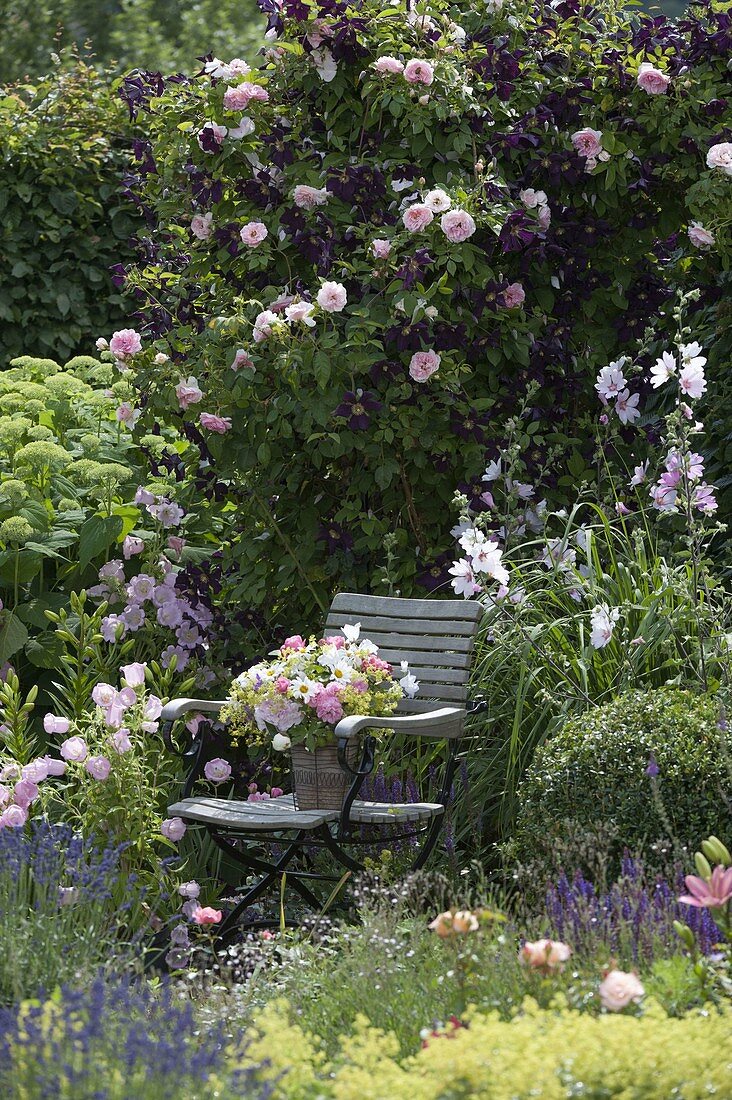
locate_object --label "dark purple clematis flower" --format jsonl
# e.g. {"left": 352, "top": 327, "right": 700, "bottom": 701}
{"left": 317, "top": 522, "right": 354, "bottom": 552}
{"left": 395, "top": 249, "right": 434, "bottom": 289}
{"left": 499, "top": 211, "right": 537, "bottom": 253}
{"left": 416, "top": 551, "right": 454, "bottom": 592}
{"left": 450, "top": 408, "right": 490, "bottom": 442}
{"left": 334, "top": 390, "right": 382, "bottom": 430}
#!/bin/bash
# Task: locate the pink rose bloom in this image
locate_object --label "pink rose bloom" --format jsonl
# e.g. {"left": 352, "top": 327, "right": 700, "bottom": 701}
{"left": 571, "top": 127, "right": 603, "bottom": 158}
{"left": 60, "top": 736, "right": 88, "bottom": 763}
{"left": 440, "top": 209, "right": 476, "bottom": 243}
{"left": 403, "top": 59, "right": 434, "bottom": 85}
{"left": 197, "top": 122, "right": 227, "bottom": 150}
{"left": 599, "top": 969, "right": 645, "bottom": 1011}
{"left": 204, "top": 758, "right": 232, "bottom": 783}
{"left": 403, "top": 203, "right": 434, "bottom": 232}
{"left": 636, "top": 62, "right": 670, "bottom": 95}
{"left": 122, "top": 535, "right": 145, "bottom": 560}
{"left": 231, "top": 348, "right": 254, "bottom": 371}
{"left": 111, "top": 728, "right": 132, "bottom": 754}
{"left": 274, "top": 676, "right": 291, "bottom": 694}
{"left": 371, "top": 238, "right": 392, "bottom": 259}
{"left": 109, "top": 329, "right": 142, "bottom": 359}
{"left": 121, "top": 662, "right": 146, "bottom": 688}
{"left": 43, "top": 714, "right": 70, "bottom": 735}
{"left": 293, "top": 184, "right": 329, "bottom": 209}
{"left": 373, "top": 56, "right": 404, "bottom": 75}
{"left": 161, "top": 817, "right": 187, "bottom": 841}
{"left": 240, "top": 221, "right": 268, "bottom": 247}
{"left": 175, "top": 376, "right": 204, "bottom": 410}
{"left": 688, "top": 222, "right": 715, "bottom": 249}
{"left": 253, "top": 309, "right": 278, "bottom": 343}
{"left": 0, "top": 804, "right": 28, "bottom": 828}
{"left": 178, "top": 881, "right": 200, "bottom": 899}
{"left": 409, "top": 349, "right": 441, "bottom": 382}
{"left": 315, "top": 691, "right": 344, "bottom": 724}
{"left": 13, "top": 778, "right": 39, "bottom": 808}
{"left": 270, "top": 787, "right": 284, "bottom": 798}
{"left": 706, "top": 141, "right": 732, "bottom": 175}
{"left": 537, "top": 205, "right": 551, "bottom": 230}
{"left": 199, "top": 412, "right": 233, "bottom": 434}
{"left": 520, "top": 938, "right": 572, "bottom": 972}
{"left": 282, "top": 635, "right": 305, "bottom": 651}
{"left": 502, "top": 282, "right": 526, "bottom": 309}
{"left": 192, "top": 905, "right": 223, "bottom": 925}
{"left": 223, "top": 82, "right": 268, "bottom": 110}
{"left": 285, "top": 301, "right": 316, "bottom": 327}
{"left": 317, "top": 281, "right": 347, "bottom": 312}
{"left": 190, "top": 212, "right": 213, "bottom": 240}
{"left": 85, "top": 756, "right": 111, "bottom": 781}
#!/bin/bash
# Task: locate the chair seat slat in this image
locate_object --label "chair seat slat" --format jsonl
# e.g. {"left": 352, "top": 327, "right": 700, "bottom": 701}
{"left": 329, "top": 593, "right": 483, "bottom": 622}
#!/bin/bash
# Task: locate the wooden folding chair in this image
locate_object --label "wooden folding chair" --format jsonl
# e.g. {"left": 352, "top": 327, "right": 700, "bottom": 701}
{"left": 161, "top": 593, "right": 484, "bottom": 937}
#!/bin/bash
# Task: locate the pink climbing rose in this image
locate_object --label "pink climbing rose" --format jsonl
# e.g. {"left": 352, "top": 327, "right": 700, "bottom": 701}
{"left": 109, "top": 329, "right": 142, "bottom": 359}
{"left": 408, "top": 350, "right": 441, "bottom": 382}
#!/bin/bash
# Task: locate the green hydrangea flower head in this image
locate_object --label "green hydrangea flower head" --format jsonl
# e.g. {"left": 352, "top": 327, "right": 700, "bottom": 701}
{"left": 0, "top": 517, "right": 35, "bottom": 545}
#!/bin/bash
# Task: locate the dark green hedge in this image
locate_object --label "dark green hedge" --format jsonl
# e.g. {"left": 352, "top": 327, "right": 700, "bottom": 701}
{"left": 0, "top": 61, "right": 138, "bottom": 362}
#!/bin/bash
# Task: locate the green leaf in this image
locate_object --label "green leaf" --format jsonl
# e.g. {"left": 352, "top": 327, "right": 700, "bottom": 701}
{"left": 0, "top": 611, "right": 29, "bottom": 663}
{"left": 25, "top": 632, "right": 65, "bottom": 669}
{"left": 78, "top": 514, "right": 124, "bottom": 572}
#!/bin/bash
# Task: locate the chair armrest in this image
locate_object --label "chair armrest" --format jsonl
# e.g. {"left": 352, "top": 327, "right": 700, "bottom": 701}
{"left": 160, "top": 698, "right": 227, "bottom": 724}
{"left": 334, "top": 707, "right": 466, "bottom": 741}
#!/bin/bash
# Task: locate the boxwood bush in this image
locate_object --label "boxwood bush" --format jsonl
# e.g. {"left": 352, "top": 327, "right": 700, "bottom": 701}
{"left": 507, "top": 687, "right": 731, "bottom": 876}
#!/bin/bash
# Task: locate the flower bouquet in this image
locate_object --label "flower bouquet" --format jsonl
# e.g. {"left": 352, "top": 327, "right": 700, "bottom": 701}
{"left": 220, "top": 624, "right": 418, "bottom": 809}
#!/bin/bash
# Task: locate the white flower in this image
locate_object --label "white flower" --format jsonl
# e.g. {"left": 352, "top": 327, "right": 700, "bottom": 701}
{"left": 272, "top": 733, "right": 292, "bottom": 752}
{"left": 679, "top": 342, "right": 706, "bottom": 370}
{"left": 285, "top": 301, "right": 316, "bottom": 327}
{"left": 679, "top": 362, "right": 707, "bottom": 400}
{"left": 482, "top": 459, "right": 502, "bottom": 483}
{"left": 595, "top": 360, "right": 627, "bottom": 400}
{"left": 316, "top": 281, "right": 348, "bottom": 312}
{"left": 253, "top": 309, "right": 279, "bottom": 343}
{"left": 458, "top": 527, "right": 488, "bottom": 557}
{"left": 311, "top": 47, "right": 338, "bottom": 82}
{"left": 423, "top": 188, "right": 452, "bottom": 213}
{"left": 615, "top": 389, "right": 640, "bottom": 425}
{"left": 470, "top": 540, "right": 509, "bottom": 586}
{"left": 542, "top": 538, "right": 576, "bottom": 572}
{"left": 448, "top": 559, "right": 481, "bottom": 598}
{"left": 290, "top": 677, "right": 321, "bottom": 703}
{"left": 399, "top": 670, "right": 420, "bottom": 698}
{"left": 590, "top": 604, "right": 620, "bottom": 649}
{"left": 342, "top": 622, "right": 361, "bottom": 643}
{"left": 650, "top": 351, "right": 676, "bottom": 389}
{"left": 630, "top": 460, "right": 649, "bottom": 487}
{"left": 228, "top": 117, "right": 255, "bottom": 140}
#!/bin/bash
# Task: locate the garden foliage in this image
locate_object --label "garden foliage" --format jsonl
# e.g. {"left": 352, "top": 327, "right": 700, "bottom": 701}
{"left": 0, "top": 62, "right": 137, "bottom": 361}
{"left": 115, "top": 0, "right": 731, "bottom": 641}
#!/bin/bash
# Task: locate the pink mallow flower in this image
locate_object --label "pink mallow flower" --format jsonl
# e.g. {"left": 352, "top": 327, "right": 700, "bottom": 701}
{"left": 85, "top": 756, "right": 111, "bottom": 781}
{"left": 409, "top": 350, "right": 441, "bottom": 382}
{"left": 199, "top": 412, "right": 232, "bottom": 434}
{"left": 403, "top": 59, "right": 434, "bottom": 85}
{"left": 440, "top": 209, "right": 476, "bottom": 243}
{"left": 636, "top": 62, "right": 670, "bottom": 95}
{"left": 240, "top": 221, "right": 268, "bottom": 247}
{"left": 679, "top": 865, "right": 732, "bottom": 909}
{"left": 109, "top": 329, "right": 142, "bottom": 360}
{"left": 175, "top": 376, "right": 204, "bottom": 410}
{"left": 571, "top": 127, "right": 603, "bottom": 158}
{"left": 192, "top": 905, "right": 223, "bottom": 925}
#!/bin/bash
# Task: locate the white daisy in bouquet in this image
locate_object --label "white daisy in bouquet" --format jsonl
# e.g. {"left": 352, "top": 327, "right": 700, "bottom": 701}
{"left": 221, "top": 624, "right": 417, "bottom": 751}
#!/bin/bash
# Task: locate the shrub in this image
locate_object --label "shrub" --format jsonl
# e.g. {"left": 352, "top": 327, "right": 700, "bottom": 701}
{"left": 115, "top": 0, "right": 731, "bottom": 641}
{"left": 507, "top": 687, "right": 731, "bottom": 877}
{"left": 0, "top": 60, "right": 137, "bottom": 361}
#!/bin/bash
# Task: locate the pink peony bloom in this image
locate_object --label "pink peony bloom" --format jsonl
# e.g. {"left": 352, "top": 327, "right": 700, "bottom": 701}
{"left": 190, "top": 212, "right": 213, "bottom": 240}
{"left": 502, "top": 282, "right": 525, "bottom": 309}
{"left": 122, "top": 535, "right": 145, "bottom": 560}
{"left": 60, "top": 736, "right": 88, "bottom": 763}
{"left": 314, "top": 690, "right": 344, "bottom": 724}
{"left": 571, "top": 127, "right": 603, "bottom": 158}
{"left": 13, "top": 778, "right": 39, "bottom": 808}
{"left": 111, "top": 728, "right": 132, "bottom": 754}
{"left": 688, "top": 223, "right": 715, "bottom": 249}
{"left": 44, "top": 714, "right": 70, "bottom": 735}
{"left": 440, "top": 209, "right": 476, "bottom": 243}
{"left": 240, "top": 221, "right": 268, "bottom": 247}
{"left": 371, "top": 238, "right": 392, "bottom": 259}
{"left": 85, "top": 756, "right": 111, "bottom": 781}
{"left": 316, "top": 281, "right": 347, "bottom": 312}
{"left": 121, "top": 662, "right": 146, "bottom": 688}
{"left": 409, "top": 349, "right": 441, "bottom": 382}
{"left": 293, "top": 184, "right": 329, "bottom": 209}
{"left": 192, "top": 905, "right": 223, "bottom": 925}
{"left": 175, "top": 376, "right": 204, "bottom": 410}
{"left": 199, "top": 412, "right": 233, "bottom": 434}
{"left": 373, "top": 56, "right": 404, "bottom": 75}
{"left": 678, "top": 865, "right": 732, "bottom": 909}
{"left": 161, "top": 817, "right": 187, "bottom": 841}
{"left": 0, "top": 804, "right": 28, "bottom": 828}
{"left": 109, "top": 329, "right": 142, "bottom": 360}
{"left": 520, "top": 938, "right": 572, "bottom": 972}
{"left": 403, "top": 59, "right": 434, "bottom": 85}
{"left": 599, "top": 969, "right": 645, "bottom": 1011}
{"left": 204, "top": 758, "right": 232, "bottom": 783}
{"left": 253, "top": 309, "right": 279, "bottom": 343}
{"left": 403, "top": 203, "right": 434, "bottom": 232}
{"left": 636, "top": 62, "right": 670, "bottom": 95}
{"left": 706, "top": 142, "right": 732, "bottom": 176}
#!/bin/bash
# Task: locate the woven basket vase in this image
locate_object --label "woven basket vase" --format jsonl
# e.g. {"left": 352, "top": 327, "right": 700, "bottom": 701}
{"left": 290, "top": 741, "right": 358, "bottom": 811}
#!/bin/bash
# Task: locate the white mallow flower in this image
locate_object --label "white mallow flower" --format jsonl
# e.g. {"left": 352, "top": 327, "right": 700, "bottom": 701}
{"left": 272, "top": 733, "right": 292, "bottom": 752}
{"left": 650, "top": 351, "right": 676, "bottom": 389}
{"left": 595, "top": 360, "right": 627, "bottom": 401}
{"left": 680, "top": 341, "right": 706, "bottom": 369}
{"left": 615, "top": 389, "right": 640, "bottom": 425}
{"left": 342, "top": 622, "right": 361, "bottom": 643}
{"left": 590, "top": 604, "right": 620, "bottom": 649}
{"left": 448, "top": 558, "right": 481, "bottom": 598}
{"left": 291, "top": 677, "right": 321, "bottom": 704}
{"left": 470, "top": 540, "right": 509, "bottom": 586}
{"left": 482, "top": 459, "right": 502, "bottom": 483}
{"left": 356, "top": 638, "right": 378, "bottom": 655}
{"left": 630, "top": 460, "right": 649, "bottom": 487}
{"left": 399, "top": 662, "right": 420, "bottom": 698}
{"left": 458, "top": 526, "right": 489, "bottom": 557}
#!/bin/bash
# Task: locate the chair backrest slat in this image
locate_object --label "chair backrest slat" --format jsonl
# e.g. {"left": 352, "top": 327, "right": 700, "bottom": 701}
{"left": 324, "top": 592, "right": 483, "bottom": 713}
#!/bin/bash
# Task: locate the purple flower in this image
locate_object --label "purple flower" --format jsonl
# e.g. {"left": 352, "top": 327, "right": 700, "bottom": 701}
{"left": 85, "top": 756, "right": 111, "bottom": 781}
{"left": 645, "top": 754, "right": 660, "bottom": 778}
{"left": 333, "top": 390, "right": 382, "bottom": 430}
{"left": 317, "top": 522, "right": 354, "bottom": 552}
{"left": 161, "top": 817, "right": 187, "bottom": 841}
